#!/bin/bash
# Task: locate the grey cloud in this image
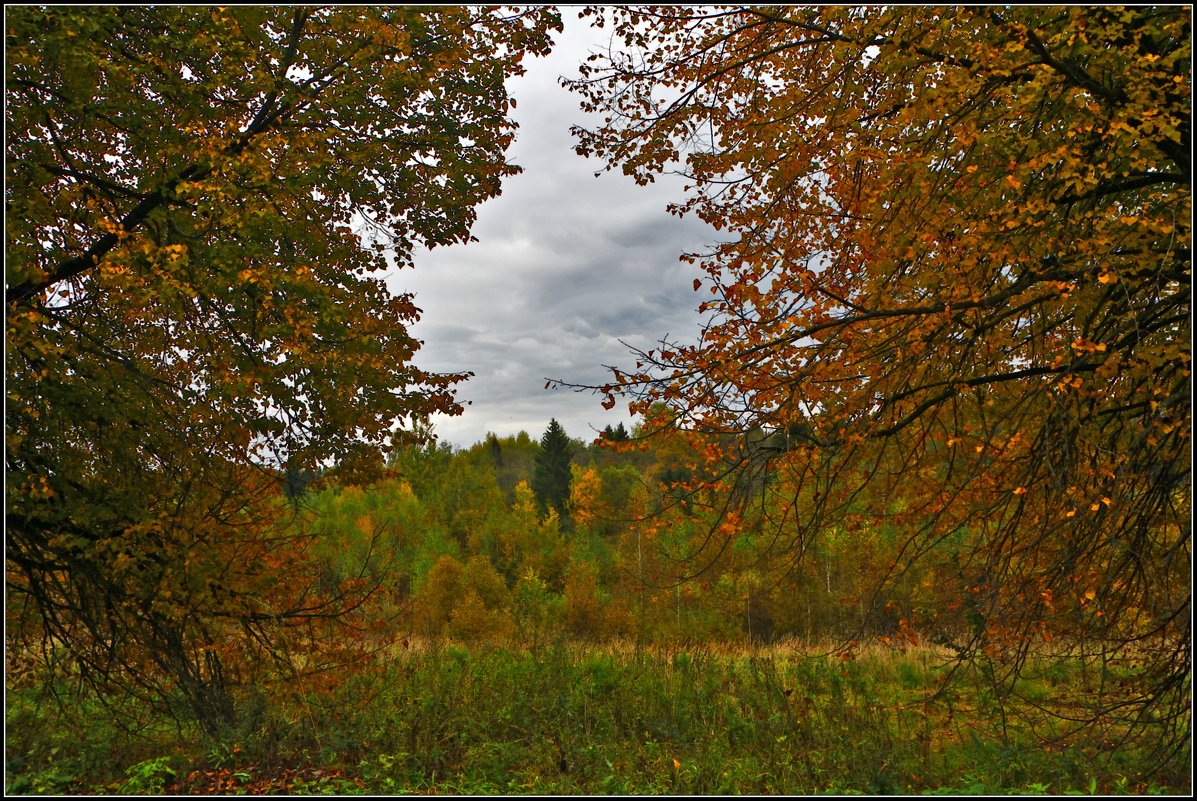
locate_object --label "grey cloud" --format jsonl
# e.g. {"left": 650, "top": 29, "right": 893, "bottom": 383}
{"left": 388, "top": 11, "right": 717, "bottom": 448}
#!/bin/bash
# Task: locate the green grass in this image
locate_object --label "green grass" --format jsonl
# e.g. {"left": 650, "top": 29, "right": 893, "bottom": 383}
{"left": 5, "top": 642, "right": 1188, "bottom": 795}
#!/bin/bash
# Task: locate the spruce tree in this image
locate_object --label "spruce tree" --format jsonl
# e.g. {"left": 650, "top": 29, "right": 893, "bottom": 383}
{"left": 532, "top": 418, "right": 573, "bottom": 523}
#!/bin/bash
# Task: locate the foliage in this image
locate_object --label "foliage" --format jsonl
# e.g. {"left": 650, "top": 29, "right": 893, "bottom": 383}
{"left": 513, "top": 568, "right": 565, "bottom": 649}
{"left": 118, "top": 756, "right": 177, "bottom": 795}
{"left": 563, "top": 559, "right": 602, "bottom": 639}
{"left": 563, "top": 4, "right": 1190, "bottom": 759}
{"left": 5, "top": 5, "right": 560, "bottom": 733}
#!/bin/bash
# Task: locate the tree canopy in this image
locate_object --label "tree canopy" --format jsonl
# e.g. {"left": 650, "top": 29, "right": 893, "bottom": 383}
{"left": 565, "top": 5, "right": 1190, "bottom": 756}
{"left": 5, "top": 6, "right": 559, "bottom": 730}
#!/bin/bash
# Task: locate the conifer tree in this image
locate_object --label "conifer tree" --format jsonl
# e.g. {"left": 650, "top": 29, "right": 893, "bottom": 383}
{"left": 533, "top": 418, "right": 573, "bottom": 523}
{"left": 603, "top": 423, "right": 631, "bottom": 442}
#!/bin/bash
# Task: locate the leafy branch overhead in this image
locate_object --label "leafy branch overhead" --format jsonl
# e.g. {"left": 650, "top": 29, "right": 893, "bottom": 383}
{"left": 5, "top": 6, "right": 561, "bottom": 733}
{"left": 565, "top": 4, "right": 1190, "bottom": 755}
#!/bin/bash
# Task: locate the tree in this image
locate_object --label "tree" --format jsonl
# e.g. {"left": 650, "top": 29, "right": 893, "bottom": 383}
{"left": 569, "top": 465, "right": 606, "bottom": 533}
{"left": 565, "top": 5, "right": 1189, "bottom": 764}
{"left": 6, "top": 6, "right": 559, "bottom": 732}
{"left": 532, "top": 418, "right": 574, "bottom": 523}
{"left": 602, "top": 422, "right": 630, "bottom": 442}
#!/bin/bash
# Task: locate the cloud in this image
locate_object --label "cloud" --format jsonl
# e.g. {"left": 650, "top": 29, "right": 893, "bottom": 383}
{"left": 387, "top": 11, "right": 716, "bottom": 448}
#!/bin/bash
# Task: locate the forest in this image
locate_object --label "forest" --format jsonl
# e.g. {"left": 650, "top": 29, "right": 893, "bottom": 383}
{"left": 5, "top": 5, "right": 1191, "bottom": 795}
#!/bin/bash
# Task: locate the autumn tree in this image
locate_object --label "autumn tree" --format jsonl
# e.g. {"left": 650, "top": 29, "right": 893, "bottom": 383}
{"left": 569, "top": 464, "right": 607, "bottom": 535}
{"left": 532, "top": 418, "right": 574, "bottom": 523}
{"left": 5, "top": 6, "right": 559, "bottom": 732}
{"left": 565, "top": 5, "right": 1190, "bottom": 763}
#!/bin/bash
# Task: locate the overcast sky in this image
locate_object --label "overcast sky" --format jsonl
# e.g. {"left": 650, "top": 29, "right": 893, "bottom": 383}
{"left": 388, "top": 11, "right": 716, "bottom": 449}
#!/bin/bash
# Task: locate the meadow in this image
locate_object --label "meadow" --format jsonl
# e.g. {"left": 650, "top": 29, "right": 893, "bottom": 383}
{"left": 6, "top": 639, "right": 1185, "bottom": 795}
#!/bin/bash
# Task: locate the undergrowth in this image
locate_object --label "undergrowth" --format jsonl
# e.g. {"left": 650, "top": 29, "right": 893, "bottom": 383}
{"left": 5, "top": 642, "right": 1188, "bottom": 795}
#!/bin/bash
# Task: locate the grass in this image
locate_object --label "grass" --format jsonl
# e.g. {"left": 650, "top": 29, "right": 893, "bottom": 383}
{"left": 5, "top": 640, "right": 1188, "bottom": 795}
